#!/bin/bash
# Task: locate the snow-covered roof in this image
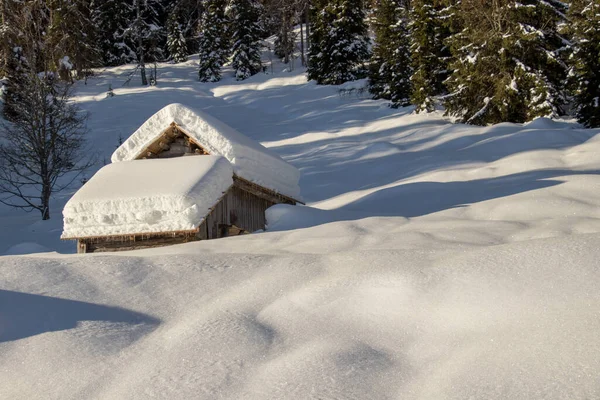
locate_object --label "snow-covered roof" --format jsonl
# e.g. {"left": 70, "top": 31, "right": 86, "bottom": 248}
{"left": 62, "top": 156, "right": 233, "bottom": 239}
{"left": 111, "top": 103, "right": 301, "bottom": 200}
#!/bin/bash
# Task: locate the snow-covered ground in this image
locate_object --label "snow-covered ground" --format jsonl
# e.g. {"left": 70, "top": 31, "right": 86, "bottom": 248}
{"left": 1, "top": 50, "right": 600, "bottom": 399}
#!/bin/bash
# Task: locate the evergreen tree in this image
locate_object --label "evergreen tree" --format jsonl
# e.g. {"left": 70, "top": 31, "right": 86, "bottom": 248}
{"left": 91, "top": 0, "right": 137, "bottom": 66}
{"left": 229, "top": 0, "right": 264, "bottom": 80}
{"left": 169, "top": 0, "right": 206, "bottom": 55}
{"left": 569, "top": 0, "right": 600, "bottom": 128}
{"left": 3, "top": 47, "right": 30, "bottom": 121}
{"left": 198, "top": 0, "right": 229, "bottom": 81}
{"left": 307, "top": 0, "right": 371, "bottom": 85}
{"left": 48, "top": 0, "right": 101, "bottom": 79}
{"left": 444, "top": 0, "right": 568, "bottom": 125}
{"left": 409, "top": 0, "right": 451, "bottom": 112}
{"left": 0, "top": 0, "right": 21, "bottom": 77}
{"left": 369, "top": 0, "right": 412, "bottom": 107}
{"left": 272, "top": 1, "right": 297, "bottom": 64}
{"left": 306, "top": 0, "right": 330, "bottom": 82}
{"left": 166, "top": 11, "right": 188, "bottom": 63}
{"left": 127, "top": 0, "right": 165, "bottom": 85}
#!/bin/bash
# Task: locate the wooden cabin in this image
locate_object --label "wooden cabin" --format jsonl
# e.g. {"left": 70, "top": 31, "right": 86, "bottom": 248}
{"left": 62, "top": 104, "right": 302, "bottom": 253}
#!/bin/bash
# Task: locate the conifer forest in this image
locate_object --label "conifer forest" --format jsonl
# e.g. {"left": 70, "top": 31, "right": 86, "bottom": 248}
{"left": 0, "top": 0, "right": 598, "bottom": 127}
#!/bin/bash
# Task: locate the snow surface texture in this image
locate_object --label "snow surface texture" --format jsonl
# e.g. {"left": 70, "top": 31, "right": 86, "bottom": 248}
{"left": 62, "top": 156, "right": 233, "bottom": 238}
{"left": 1, "top": 234, "right": 600, "bottom": 399}
{"left": 1, "top": 28, "right": 600, "bottom": 399}
{"left": 111, "top": 103, "right": 301, "bottom": 200}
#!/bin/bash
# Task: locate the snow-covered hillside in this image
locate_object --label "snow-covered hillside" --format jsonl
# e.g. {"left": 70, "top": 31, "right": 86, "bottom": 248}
{"left": 1, "top": 55, "right": 600, "bottom": 399}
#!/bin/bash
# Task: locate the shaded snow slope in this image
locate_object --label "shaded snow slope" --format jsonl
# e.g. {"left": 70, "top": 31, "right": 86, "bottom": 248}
{"left": 112, "top": 103, "right": 301, "bottom": 199}
{"left": 62, "top": 156, "right": 233, "bottom": 238}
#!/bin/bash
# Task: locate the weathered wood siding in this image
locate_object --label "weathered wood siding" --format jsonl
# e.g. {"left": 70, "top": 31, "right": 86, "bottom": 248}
{"left": 78, "top": 231, "right": 198, "bottom": 254}
{"left": 77, "top": 184, "right": 287, "bottom": 253}
{"left": 198, "top": 185, "right": 277, "bottom": 240}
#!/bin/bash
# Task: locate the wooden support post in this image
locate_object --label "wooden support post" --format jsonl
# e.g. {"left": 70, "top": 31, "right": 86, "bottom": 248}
{"left": 77, "top": 240, "right": 87, "bottom": 254}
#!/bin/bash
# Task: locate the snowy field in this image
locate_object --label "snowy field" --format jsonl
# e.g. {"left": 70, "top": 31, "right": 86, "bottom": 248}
{"left": 1, "top": 53, "right": 600, "bottom": 399}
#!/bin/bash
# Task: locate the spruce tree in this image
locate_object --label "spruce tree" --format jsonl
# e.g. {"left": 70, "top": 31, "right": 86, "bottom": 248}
{"left": 273, "top": 3, "right": 297, "bottom": 64}
{"left": 369, "top": 0, "right": 412, "bottom": 107}
{"left": 307, "top": 0, "right": 370, "bottom": 85}
{"left": 306, "top": 0, "right": 330, "bottom": 82}
{"left": 409, "top": 0, "right": 450, "bottom": 112}
{"left": 166, "top": 11, "right": 188, "bottom": 63}
{"left": 0, "top": 0, "right": 21, "bottom": 77}
{"left": 444, "top": 0, "right": 568, "bottom": 125}
{"left": 91, "top": 0, "right": 137, "bottom": 66}
{"left": 198, "top": 0, "right": 229, "bottom": 82}
{"left": 569, "top": 0, "right": 600, "bottom": 128}
{"left": 229, "top": 0, "right": 264, "bottom": 80}
{"left": 3, "top": 47, "right": 30, "bottom": 121}
{"left": 48, "top": 0, "right": 101, "bottom": 79}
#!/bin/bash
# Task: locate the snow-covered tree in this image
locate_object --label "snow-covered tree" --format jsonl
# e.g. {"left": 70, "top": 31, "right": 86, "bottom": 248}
{"left": 307, "top": 0, "right": 371, "bottom": 85}
{"left": 270, "top": 0, "right": 297, "bottom": 64}
{"left": 166, "top": 11, "right": 188, "bottom": 63}
{"left": 2, "top": 1, "right": 51, "bottom": 119}
{"left": 91, "top": 0, "right": 137, "bottom": 66}
{"left": 444, "top": 0, "right": 568, "bottom": 125}
{"left": 306, "top": 0, "right": 329, "bottom": 81}
{"left": 127, "top": 0, "right": 165, "bottom": 85}
{"left": 568, "top": 0, "right": 600, "bottom": 128}
{"left": 409, "top": 0, "right": 451, "bottom": 112}
{"left": 198, "top": 0, "right": 229, "bottom": 81}
{"left": 48, "top": 0, "right": 101, "bottom": 79}
{"left": 229, "top": 0, "right": 264, "bottom": 80}
{"left": 2, "top": 47, "right": 30, "bottom": 121}
{"left": 369, "top": 0, "right": 412, "bottom": 107}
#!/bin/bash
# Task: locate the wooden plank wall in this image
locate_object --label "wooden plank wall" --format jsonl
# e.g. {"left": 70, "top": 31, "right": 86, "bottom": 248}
{"left": 198, "top": 185, "right": 276, "bottom": 240}
{"left": 80, "top": 232, "right": 198, "bottom": 253}
{"left": 78, "top": 186, "right": 283, "bottom": 253}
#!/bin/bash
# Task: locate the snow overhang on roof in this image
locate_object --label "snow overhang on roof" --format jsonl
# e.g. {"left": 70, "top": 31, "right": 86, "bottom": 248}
{"left": 61, "top": 156, "right": 233, "bottom": 239}
{"left": 111, "top": 103, "right": 302, "bottom": 201}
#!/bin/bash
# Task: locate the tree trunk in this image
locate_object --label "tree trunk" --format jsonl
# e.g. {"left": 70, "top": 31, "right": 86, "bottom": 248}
{"left": 41, "top": 179, "right": 51, "bottom": 220}
{"left": 136, "top": 0, "right": 148, "bottom": 85}
{"left": 283, "top": 11, "right": 289, "bottom": 64}
{"left": 305, "top": 7, "right": 310, "bottom": 50}
{"left": 300, "top": 22, "right": 305, "bottom": 66}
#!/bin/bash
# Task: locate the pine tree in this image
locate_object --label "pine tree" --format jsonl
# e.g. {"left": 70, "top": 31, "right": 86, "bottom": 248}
{"left": 167, "top": 11, "right": 188, "bottom": 63}
{"left": 169, "top": 0, "right": 206, "bottom": 55}
{"left": 3, "top": 46, "right": 30, "bottom": 121}
{"left": 306, "top": 0, "right": 330, "bottom": 82}
{"left": 307, "top": 0, "right": 371, "bottom": 85}
{"left": 273, "top": 1, "right": 297, "bottom": 64}
{"left": 128, "top": 0, "right": 165, "bottom": 85}
{"left": 48, "top": 0, "right": 101, "bottom": 79}
{"left": 369, "top": 0, "right": 412, "bottom": 107}
{"left": 0, "top": 0, "right": 20, "bottom": 77}
{"left": 91, "top": 0, "right": 137, "bottom": 66}
{"left": 569, "top": 0, "right": 600, "bottom": 128}
{"left": 409, "top": 0, "right": 451, "bottom": 112}
{"left": 198, "top": 0, "right": 229, "bottom": 81}
{"left": 444, "top": 0, "right": 568, "bottom": 125}
{"left": 229, "top": 0, "right": 264, "bottom": 80}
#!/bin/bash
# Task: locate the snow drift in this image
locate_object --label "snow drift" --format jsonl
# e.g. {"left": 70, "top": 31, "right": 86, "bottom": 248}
{"left": 62, "top": 156, "right": 233, "bottom": 238}
{"left": 111, "top": 103, "right": 301, "bottom": 200}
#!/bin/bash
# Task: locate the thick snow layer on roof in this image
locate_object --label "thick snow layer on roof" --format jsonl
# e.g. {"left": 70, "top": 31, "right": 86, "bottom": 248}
{"left": 62, "top": 156, "right": 233, "bottom": 238}
{"left": 111, "top": 103, "right": 301, "bottom": 200}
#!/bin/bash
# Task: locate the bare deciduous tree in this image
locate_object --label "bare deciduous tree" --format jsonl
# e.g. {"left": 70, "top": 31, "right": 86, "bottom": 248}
{"left": 0, "top": 72, "right": 92, "bottom": 220}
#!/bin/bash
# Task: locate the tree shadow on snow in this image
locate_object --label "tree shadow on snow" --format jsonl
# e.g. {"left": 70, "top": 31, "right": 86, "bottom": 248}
{"left": 0, "top": 290, "right": 160, "bottom": 343}
{"left": 269, "top": 169, "right": 600, "bottom": 231}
